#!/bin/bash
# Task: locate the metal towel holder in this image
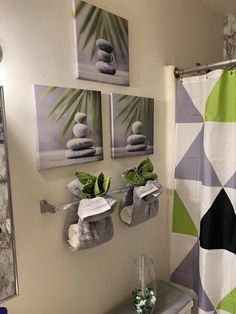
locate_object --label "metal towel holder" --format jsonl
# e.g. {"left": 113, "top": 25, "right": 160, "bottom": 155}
{"left": 40, "top": 184, "right": 165, "bottom": 214}
{"left": 40, "top": 187, "right": 128, "bottom": 214}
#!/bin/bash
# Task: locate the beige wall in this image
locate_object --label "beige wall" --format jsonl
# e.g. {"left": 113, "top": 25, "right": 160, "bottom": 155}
{"left": 0, "top": 1, "right": 222, "bottom": 313}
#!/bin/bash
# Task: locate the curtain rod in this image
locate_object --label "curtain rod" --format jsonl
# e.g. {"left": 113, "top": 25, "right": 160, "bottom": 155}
{"left": 174, "top": 58, "right": 236, "bottom": 78}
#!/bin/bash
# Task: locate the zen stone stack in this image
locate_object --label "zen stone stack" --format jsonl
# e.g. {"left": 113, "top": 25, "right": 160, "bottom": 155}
{"left": 126, "top": 121, "right": 147, "bottom": 152}
{"left": 96, "top": 39, "right": 116, "bottom": 75}
{"left": 65, "top": 112, "right": 96, "bottom": 159}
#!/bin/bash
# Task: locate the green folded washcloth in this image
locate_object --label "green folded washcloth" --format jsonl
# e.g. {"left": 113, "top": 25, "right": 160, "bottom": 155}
{"left": 121, "top": 157, "right": 157, "bottom": 186}
{"left": 74, "top": 171, "right": 111, "bottom": 199}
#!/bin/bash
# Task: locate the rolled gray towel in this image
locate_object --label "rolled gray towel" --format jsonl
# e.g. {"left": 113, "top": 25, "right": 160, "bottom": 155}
{"left": 67, "top": 179, "right": 84, "bottom": 198}
{"left": 63, "top": 204, "right": 114, "bottom": 251}
{"left": 63, "top": 204, "right": 79, "bottom": 251}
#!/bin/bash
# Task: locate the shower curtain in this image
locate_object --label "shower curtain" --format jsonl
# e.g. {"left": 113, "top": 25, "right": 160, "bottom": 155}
{"left": 170, "top": 69, "right": 236, "bottom": 314}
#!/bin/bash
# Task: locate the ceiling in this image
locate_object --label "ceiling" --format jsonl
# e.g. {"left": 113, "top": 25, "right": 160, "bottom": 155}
{"left": 201, "top": 0, "right": 236, "bottom": 16}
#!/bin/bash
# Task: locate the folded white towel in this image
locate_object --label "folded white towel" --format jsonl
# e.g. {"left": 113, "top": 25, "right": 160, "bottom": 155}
{"left": 105, "top": 197, "right": 117, "bottom": 208}
{"left": 134, "top": 180, "right": 164, "bottom": 199}
{"left": 134, "top": 181, "right": 158, "bottom": 199}
{"left": 78, "top": 197, "right": 111, "bottom": 221}
{"left": 68, "top": 223, "right": 80, "bottom": 249}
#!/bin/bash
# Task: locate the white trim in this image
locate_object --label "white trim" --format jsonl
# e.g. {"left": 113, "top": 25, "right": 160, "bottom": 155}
{"left": 164, "top": 65, "right": 176, "bottom": 270}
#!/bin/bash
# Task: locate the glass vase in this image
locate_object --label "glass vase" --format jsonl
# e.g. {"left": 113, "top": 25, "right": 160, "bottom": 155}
{"left": 132, "top": 255, "right": 157, "bottom": 314}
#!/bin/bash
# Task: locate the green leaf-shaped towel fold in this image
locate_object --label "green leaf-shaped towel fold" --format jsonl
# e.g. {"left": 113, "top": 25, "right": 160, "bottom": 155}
{"left": 94, "top": 172, "right": 111, "bottom": 196}
{"left": 102, "top": 176, "right": 111, "bottom": 196}
{"left": 75, "top": 171, "right": 96, "bottom": 185}
{"left": 122, "top": 157, "right": 157, "bottom": 186}
{"left": 142, "top": 172, "right": 157, "bottom": 181}
{"left": 82, "top": 179, "right": 95, "bottom": 198}
{"left": 137, "top": 157, "right": 154, "bottom": 174}
{"left": 75, "top": 171, "right": 111, "bottom": 198}
{"left": 122, "top": 169, "right": 146, "bottom": 186}
{"left": 94, "top": 172, "right": 104, "bottom": 196}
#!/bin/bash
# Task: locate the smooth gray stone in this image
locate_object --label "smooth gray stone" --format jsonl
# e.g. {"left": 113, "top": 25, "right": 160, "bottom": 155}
{"left": 66, "top": 148, "right": 96, "bottom": 159}
{"left": 96, "top": 39, "right": 113, "bottom": 53}
{"left": 126, "top": 144, "right": 147, "bottom": 152}
{"left": 127, "top": 134, "right": 146, "bottom": 145}
{"left": 74, "top": 112, "right": 87, "bottom": 123}
{"left": 96, "top": 61, "right": 116, "bottom": 75}
{"left": 73, "top": 123, "right": 88, "bottom": 138}
{"left": 132, "top": 121, "right": 143, "bottom": 134}
{"left": 97, "top": 49, "right": 113, "bottom": 63}
{"left": 66, "top": 138, "right": 94, "bottom": 150}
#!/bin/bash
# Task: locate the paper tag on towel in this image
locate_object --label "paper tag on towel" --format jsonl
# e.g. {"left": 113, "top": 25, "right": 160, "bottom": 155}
{"left": 78, "top": 197, "right": 111, "bottom": 220}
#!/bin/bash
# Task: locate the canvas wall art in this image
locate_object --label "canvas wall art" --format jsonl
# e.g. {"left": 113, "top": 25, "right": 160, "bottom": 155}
{"left": 34, "top": 85, "right": 103, "bottom": 170}
{"left": 110, "top": 93, "right": 154, "bottom": 159}
{"left": 0, "top": 101, "right": 4, "bottom": 143}
{"left": 72, "top": 0, "right": 129, "bottom": 86}
{"left": 224, "top": 14, "right": 236, "bottom": 59}
{"left": 0, "top": 88, "right": 18, "bottom": 302}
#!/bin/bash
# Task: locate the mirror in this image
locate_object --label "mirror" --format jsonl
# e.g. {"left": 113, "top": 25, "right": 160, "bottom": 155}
{"left": 0, "top": 87, "right": 18, "bottom": 302}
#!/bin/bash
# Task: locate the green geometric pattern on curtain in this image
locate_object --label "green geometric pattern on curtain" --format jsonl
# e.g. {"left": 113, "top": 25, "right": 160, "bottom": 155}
{"left": 205, "top": 71, "right": 236, "bottom": 122}
{"left": 171, "top": 69, "right": 236, "bottom": 314}
{"left": 217, "top": 288, "right": 236, "bottom": 313}
{"left": 172, "top": 191, "right": 198, "bottom": 237}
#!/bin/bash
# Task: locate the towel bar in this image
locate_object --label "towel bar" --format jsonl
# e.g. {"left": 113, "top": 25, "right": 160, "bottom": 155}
{"left": 40, "top": 185, "right": 165, "bottom": 214}
{"left": 40, "top": 187, "right": 128, "bottom": 214}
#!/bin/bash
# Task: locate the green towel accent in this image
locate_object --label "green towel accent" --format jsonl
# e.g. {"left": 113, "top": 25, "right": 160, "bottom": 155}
{"left": 205, "top": 70, "right": 236, "bottom": 122}
{"left": 122, "top": 157, "right": 157, "bottom": 186}
{"left": 217, "top": 288, "right": 236, "bottom": 313}
{"left": 172, "top": 191, "right": 198, "bottom": 237}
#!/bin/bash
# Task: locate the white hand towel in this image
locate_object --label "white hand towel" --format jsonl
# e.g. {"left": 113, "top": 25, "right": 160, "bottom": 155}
{"left": 68, "top": 223, "right": 80, "bottom": 249}
{"left": 134, "top": 181, "right": 158, "bottom": 199}
{"left": 78, "top": 197, "right": 111, "bottom": 221}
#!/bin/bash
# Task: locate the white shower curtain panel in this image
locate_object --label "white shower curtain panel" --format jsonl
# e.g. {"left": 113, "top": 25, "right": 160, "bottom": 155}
{"left": 170, "top": 69, "right": 236, "bottom": 314}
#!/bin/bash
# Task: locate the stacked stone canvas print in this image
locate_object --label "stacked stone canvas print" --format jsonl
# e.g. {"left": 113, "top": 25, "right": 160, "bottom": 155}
{"left": 96, "top": 39, "right": 116, "bottom": 75}
{"left": 110, "top": 93, "right": 154, "bottom": 159}
{"left": 72, "top": 0, "right": 129, "bottom": 86}
{"left": 34, "top": 85, "right": 103, "bottom": 170}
